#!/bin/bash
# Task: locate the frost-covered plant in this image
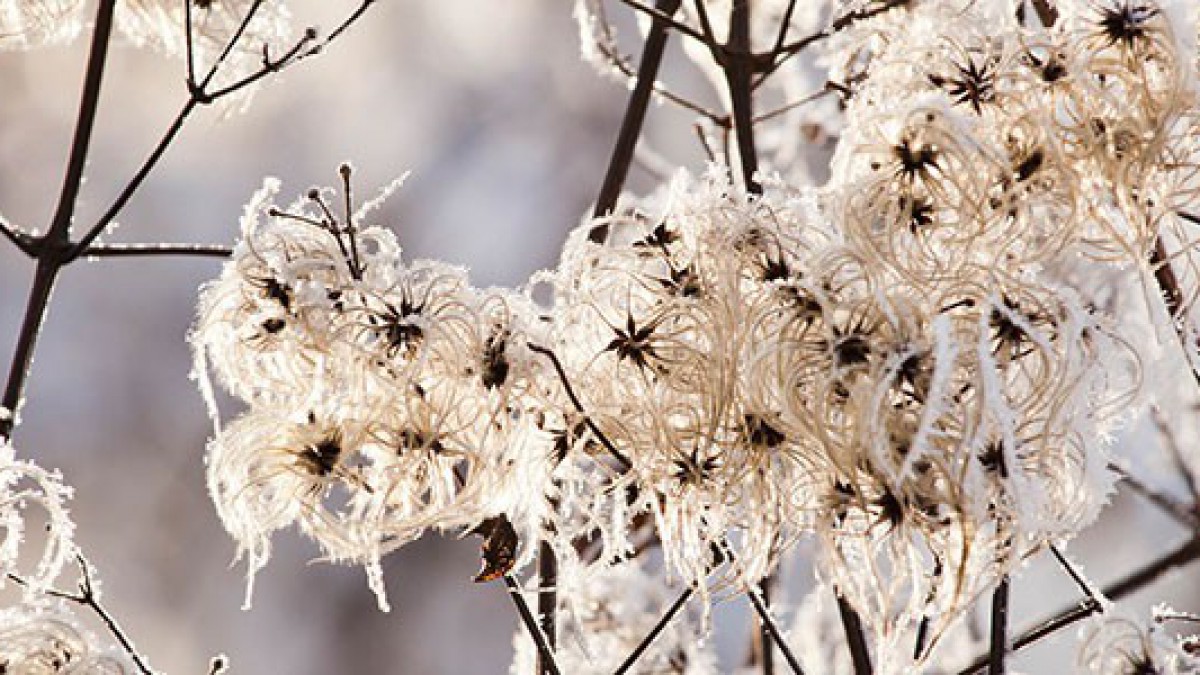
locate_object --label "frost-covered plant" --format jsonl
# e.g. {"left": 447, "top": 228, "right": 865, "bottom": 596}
{"left": 192, "top": 172, "right": 556, "bottom": 610}
{"left": 0, "top": 439, "right": 77, "bottom": 598}
{"left": 10, "top": 0, "right": 1200, "bottom": 672}
{"left": 0, "top": 600, "right": 137, "bottom": 675}
{"left": 1078, "top": 610, "right": 1200, "bottom": 674}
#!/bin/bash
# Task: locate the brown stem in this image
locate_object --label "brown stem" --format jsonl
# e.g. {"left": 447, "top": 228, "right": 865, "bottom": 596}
{"left": 613, "top": 587, "right": 695, "bottom": 674}
{"left": 746, "top": 583, "right": 808, "bottom": 675}
{"left": 80, "top": 243, "right": 234, "bottom": 259}
{"left": 959, "top": 536, "right": 1200, "bottom": 674}
{"left": 837, "top": 594, "right": 873, "bottom": 675}
{"left": 988, "top": 576, "right": 1010, "bottom": 674}
{"left": 590, "top": 0, "right": 684, "bottom": 242}
{"left": 536, "top": 540, "right": 557, "bottom": 674}
{"left": 0, "top": 0, "right": 116, "bottom": 439}
{"left": 1149, "top": 237, "right": 1200, "bottom": 390}
{"left": 724, "top": 0, "right": 759, "bottom": 194}
{"left": 502, "top": 575, "right": 562, "bottom": 675}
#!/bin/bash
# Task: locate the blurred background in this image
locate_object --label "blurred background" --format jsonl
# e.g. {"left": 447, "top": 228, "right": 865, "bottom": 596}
{"left": 0, "top": 1, "right": 1196, "bottom": 673}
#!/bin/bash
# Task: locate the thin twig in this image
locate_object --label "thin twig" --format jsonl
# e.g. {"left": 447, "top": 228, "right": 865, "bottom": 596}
{"left": 0, "top": 215, "right": 36, "bottom": 257}
{"left": 194, "top": 0, "right": 266, "bottom": 94}
{"left": 759, "top": 577, "right": 775, "bottom": 675}
{"left": 1110, "top": 463, "right": 1199, "bottom": 529}
{"left": 0, "top": 0, "right": 116, "bottom": 440}
{"left": 74, "top": 0, "right": 377, "bottom": 260}
{"left": 11, "top": 557, "right": 156, "bottom": 675}
{"left": 503, "top": 575, "right": 562, "bottom": 675}
{"left": 591, "top": 0, "right": 684, "bottom": 242}
{"left": 526, "top": 343, "right": 633, "bottom": 470}
{"left": 959, "top": 536, "right": 1200, "bottom": 674}
{"left": 1149, "top": 236, "right": 1200, "bottom": 391}
{"left": 743, "top": 583, "right": 807, "bottom": 674}
{"left": 612, "top": 587, "right": 695, "bottom": 675}
{"left": 755, "top": 0, "right": 909, "bottom": 87}
{"left": 987, "top": 576, "right": 1010, "bottom": 674}
{"left": 753, "top": 87, "right": 834, "bottom": 124}
{"left": 1151, "top": 405, "right": 1200, "bottom": 505}
{"left": 1048, "top": 545, "right": 1099, "bottom": 602}
{"left": 723, "top": 0, "right": 760, "bottom": 194}
{"left": 308, "top": 0, "right": 375, "bottom": 54}
{"left": 836, "top": 594, "right": 873, "bottom": 675}
{"left": 80, "top": 243, "right": 234, "bottom": 258}
{"left": 66, "top": 98, "right": 199, "bottom": 261}
{"left": 614, "top": 0, "right": 706, "bottom": 42}
{"left": 536, "top": 540, "right": 558, "bottom": 675}
{"left": 76, "top": 557, "right": 155, "bottom": 675}
{"left": 183, "top": 0, "right": 197, "bottom": 86}
{"left": 768, "top": 0, "right": 799, "bottom": 59}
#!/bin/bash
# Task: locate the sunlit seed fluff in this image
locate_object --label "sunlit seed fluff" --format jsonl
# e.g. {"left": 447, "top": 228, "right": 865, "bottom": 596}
{"left": 0, "top": 600, "right": 137, "bottom": 674}
{"left": 1077, "top": 612, "right": 1200, "bottom": 675}
{"left": 0, "top": 0, "right": 82, "bottom": 49}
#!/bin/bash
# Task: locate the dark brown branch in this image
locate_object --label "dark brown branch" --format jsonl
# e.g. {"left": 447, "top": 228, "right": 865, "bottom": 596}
{"left": 537, "top": 540, "right": 558, "bottom": 675}
{"left": 746, "top": 583, "right": 808, "bottom": 675}
{"left": 767, "top": 0, "right": 799, "bottom": 59}
{"left": 0, "top": 0, "right": 116, "bottom": 440}
{"left": 526, "top": 343, "right": 633, "bottom": 470}
{"left": 192, "top": 0, "right": 266, "bottom": 95}
{"left": 1151, "top": 405, "right": 1200, "bottom": 505}
{"left": 66, "top": 98, "right": 199, "bottom": 261}
{"left": 759, "top": 577, "right": 775, "bottom": 675}
{"left": 195, "top": 29, "right": 319, "bottom": 104}
{"left": 11, "top": 557, "right": 156, "bottom": 675}
{"left": 309, "top": 0, "right": 375, "bottom": 54}
{"left": 988, "top": 576, "right": 1010, "bottom": 674}
{"left": 959, "top": 536, "right": 1200, "bottom": 674}
{"left": 0, "top": 216, "right": 36, "bottom": 257}
{"left": 753, "top": 87, "right": 834, "bottom": 124}
{"left": 724, "top": 0, "right": 759, "bottom": 194}
{"left": 591, "top": 0, "right": 684, "bottom": 242}
{"left": 1111, "top": 463, "right": 1199, "bottom": 529}
{"left": 1048, "top": 545, "right": 1098, "bottom": 602}
{"left": 503, "top": 575, "right": 562, "bottom": 675}
{"left": 613, "top": 586, "right": 695, "bottom": 674}
{"left": 614, "top": 0, "right": 706, "bottom": 42}
{"left": 1149, "top": 236, "right": 1200, "bottom": 390}
{"left": 755, "top": 0, "right": 909, "bottom": 87}
{"left": 80, "top": 243, "right": 233, "bottom": 259}
{"left": 837, "top": 594, "right": 873, "bottom": 675}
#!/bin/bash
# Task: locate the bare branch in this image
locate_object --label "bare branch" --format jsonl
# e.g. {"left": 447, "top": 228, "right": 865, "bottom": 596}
{"left": 1151, "top": 404, "right": 1200, "bottom": 506}
{"left": 1111, "top": 463, "right": 1199, "bottom": 529}
{"left": 11, "top": 556, "right": 157, "bottom": 675}
{"left": 502, "top": 575, "right": 562, "bottom": 675}
{"left": 988, "top": 576, "right": 1010, "bottom": 674}
{"left": 745, "top": 583, "right": 808, "bottom": 675}
{"left": 592, "top": 0, "right": 686, "bottom": 240}
{"left": 536, "top": 540, "right": 558, "bottom": 674}
{"left": 837, "top": 594, "right": 873, "bottom": 675}
{"left": 613, "top": 587, "right": 695, "bottom": 675}
{"left": 81, "top": 243, "right": 233, "bottom": 259}
{"left": 0, "top": 215, "right": 36, "bottom": 257}
{"left": 755, "top": 0, "right": 910, "bottom": 87}
{"left": 959, "top": 536, "right": 1200, "bottom": 674}
{"left": 526, "top": 342, "right": 633, "bottom": 470}
{"left": 615, "top": 0, "right": 706, "bottom": 43}
{"left": 1, "top": 0, "right": 117, "bottom": 440}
